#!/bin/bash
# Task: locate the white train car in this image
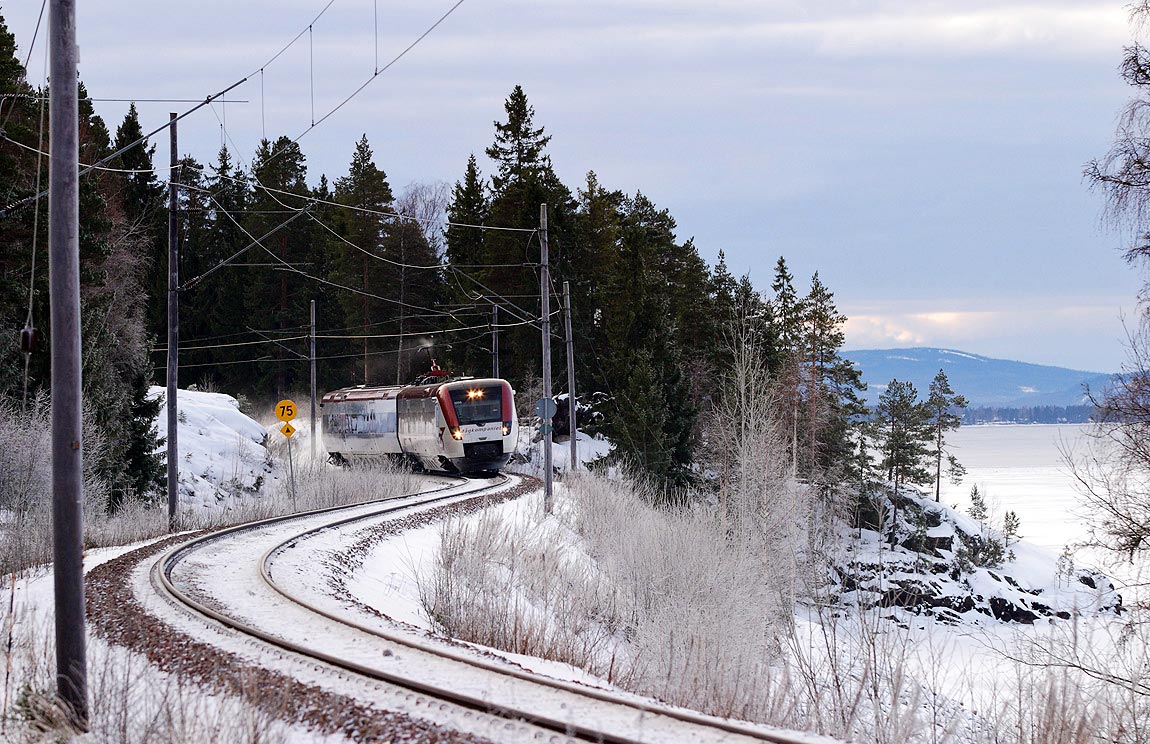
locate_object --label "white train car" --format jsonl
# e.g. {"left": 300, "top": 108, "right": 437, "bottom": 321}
{"left": 321, "top": 377, "right": 517, "bottom": 474}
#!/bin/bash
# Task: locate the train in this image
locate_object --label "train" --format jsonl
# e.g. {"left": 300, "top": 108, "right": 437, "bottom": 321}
{"left": 320, "top": 365, "right": 518, "bottom": 475}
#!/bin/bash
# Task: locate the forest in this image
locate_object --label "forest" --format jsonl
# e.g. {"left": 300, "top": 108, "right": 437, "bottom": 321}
{"left": 0, "top": 12, "right": 971, "bottom": 516}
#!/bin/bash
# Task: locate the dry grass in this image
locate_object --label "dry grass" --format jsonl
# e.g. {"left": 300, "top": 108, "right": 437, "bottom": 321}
{"left": 3, "top": 609, "right": 288, "bottom": 743}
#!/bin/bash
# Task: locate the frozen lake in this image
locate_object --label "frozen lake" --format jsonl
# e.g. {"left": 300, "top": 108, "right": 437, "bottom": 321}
{"left": 937, "top": 423, "right": 1091, "bottom": 558}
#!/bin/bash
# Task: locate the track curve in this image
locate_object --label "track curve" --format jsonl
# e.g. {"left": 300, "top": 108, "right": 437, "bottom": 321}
{"left": 147, "top": 474, "right": 824, "bottom": 744}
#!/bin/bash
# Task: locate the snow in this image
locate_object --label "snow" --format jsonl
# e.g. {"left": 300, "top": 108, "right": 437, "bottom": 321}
{"left": 940, "top": 350, "right": 984, "bottom": 361}
{"left": 939, "top": 424, "right": 1090, "bottom": 556}
{"left": 510, "top": 422, "right": 612, "bottom": 476}
{"left": 5, "top": 406, "right": 1137, "bottom": 743}
{"left": 150, "top": 386, "right": 278, "bottom": 511}
{"left": 1, "top": 539, "right": 322, "bottom": 743}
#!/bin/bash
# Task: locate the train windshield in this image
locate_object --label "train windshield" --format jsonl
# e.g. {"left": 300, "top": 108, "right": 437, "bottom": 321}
{"left": 448, "top": 386, "right": 504, "bottom": 425}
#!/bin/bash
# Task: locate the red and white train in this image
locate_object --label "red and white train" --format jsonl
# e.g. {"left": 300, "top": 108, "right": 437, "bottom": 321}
{"left": 320, "top": 370, "right": 518, "bottom": 475}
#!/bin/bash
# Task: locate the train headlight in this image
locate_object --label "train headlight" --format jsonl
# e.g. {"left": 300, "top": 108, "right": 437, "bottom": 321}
{"left": 466, "top": 389, "right": 484, "bottom": 399}
{"left": 451, "top": 427, "right": 463, "bottom": 441}
{"left": 502, "top": 421, "right": 511, "bottom": 436}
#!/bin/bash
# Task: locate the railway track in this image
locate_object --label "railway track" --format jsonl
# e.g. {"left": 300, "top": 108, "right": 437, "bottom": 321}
{"left": 142, "top": 473, "right": 822, "bottom": 744}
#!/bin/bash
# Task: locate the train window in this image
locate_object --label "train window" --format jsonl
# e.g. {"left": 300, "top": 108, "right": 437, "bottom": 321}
{"left": 448, "top": 386, "right": 503, "bottom": 424}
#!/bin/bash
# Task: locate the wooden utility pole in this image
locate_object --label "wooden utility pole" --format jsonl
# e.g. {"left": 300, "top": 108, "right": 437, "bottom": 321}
{"left": 310, "top": 299, "right": 317, "bottom": 460}
{"left": 49, "top": 0, "right": 88, "bottom": 726}
{"left": 563, "top": 281, "right": 577, "bottom": 472}
{"left": 166, "top": 112, "right": 179, "bottom": 532}
{"left": 540, "top": 204, "right": 554, "bottom": 512}
{"left": 491, "top": 302, "right": 499, "bottom": 378}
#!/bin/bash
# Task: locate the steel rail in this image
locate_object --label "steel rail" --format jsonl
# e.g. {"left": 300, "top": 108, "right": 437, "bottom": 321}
{"left": 153, "top": 474, "right": 818, "bottom": 744}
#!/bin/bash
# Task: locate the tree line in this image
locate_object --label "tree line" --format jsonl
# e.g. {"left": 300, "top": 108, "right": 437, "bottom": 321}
{"left": 0, "top": 13, "right": 972, "bottom": 514}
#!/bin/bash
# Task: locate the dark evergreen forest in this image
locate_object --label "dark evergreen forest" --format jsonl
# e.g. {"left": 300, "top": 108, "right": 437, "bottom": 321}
{"left": 0, "top": 13, "right": 904, "bottom": 507}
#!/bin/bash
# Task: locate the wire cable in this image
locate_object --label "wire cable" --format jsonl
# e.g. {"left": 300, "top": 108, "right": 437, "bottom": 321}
{"left": 248, "top": 0, "right": 337, "bottom": 78}
{"left": 0, "top": 0, "right": 47, "bottom": 133}
{"left": 0, "top": 77, "right": 248, "bottom": 217}
{"left": 20, "top": 38, "right": 48, "bottom": 410}
{"left": 184, "top": 161, "right": 535, "bottom": 233}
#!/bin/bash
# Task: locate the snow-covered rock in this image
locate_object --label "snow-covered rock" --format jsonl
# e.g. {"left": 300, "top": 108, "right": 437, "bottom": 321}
{"left": 833, "top": 489, "right": 1122, "bottom": 625}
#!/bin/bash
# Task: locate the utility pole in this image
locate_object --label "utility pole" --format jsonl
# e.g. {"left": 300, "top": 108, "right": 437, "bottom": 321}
{"left": 310, "top": 299, "right": 317, "bottom": 460}
{"left": 49, "top": 0, "right": 88, "bottom": 727}
{"left": 491, "top": 302, "right": 499, "bottom": 378}
{"left": 563, "top": 281, "right": 577, "bottom": 472}
{"left": 166, "top": 112, "right": 179, "bottom": 533}
{"left": 539, "top": 204, "right": 553, "bottom": 512}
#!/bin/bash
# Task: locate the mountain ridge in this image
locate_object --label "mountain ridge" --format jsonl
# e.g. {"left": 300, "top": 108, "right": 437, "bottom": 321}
{"left": 843, "top": 347, "right": 1113, "bottom": 408}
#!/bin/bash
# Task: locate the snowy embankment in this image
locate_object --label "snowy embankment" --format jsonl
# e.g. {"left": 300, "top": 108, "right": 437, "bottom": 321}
{"left": 150, "top": 386, "right": 279, "bottom": 512}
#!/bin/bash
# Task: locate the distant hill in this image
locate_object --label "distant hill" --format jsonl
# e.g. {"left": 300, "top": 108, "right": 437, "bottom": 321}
{"left": 843, "top": 348, "right": 1113, "bottom": 409}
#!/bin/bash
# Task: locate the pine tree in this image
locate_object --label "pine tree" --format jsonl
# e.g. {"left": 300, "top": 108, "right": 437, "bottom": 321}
{"left": 871, "top": 379, "right": 933, "bottom": 495}
{"left": 926, "top": 368, "right": 968, "bottom": 501}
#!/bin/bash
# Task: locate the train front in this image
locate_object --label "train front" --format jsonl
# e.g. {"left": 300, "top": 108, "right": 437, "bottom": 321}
{"left": 436, "top": 378, "right": 518, "bottom": 474}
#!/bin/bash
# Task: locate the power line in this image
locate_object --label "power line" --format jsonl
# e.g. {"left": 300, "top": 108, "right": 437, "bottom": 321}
{"left": 179, "top": 199, "right": 312, "bottom": 290}
{"left": 187, "top": 161, "right": 535, "bottom": 233}
{"left": 0, "top": 0, "right": 47, "bottom": 135}
{"left": 306, "top": 209, "right": 535, "bottom": 271}
{"left": 153, "top": 327, "right": 504, "bottom": 372}
{"left": 0, "top": 94, "right": 249, "bottom": 103}
{"left": 0, "top": 77, "right": 248, "bottom": 217}
{"left": 285, "top": 0, "right": 467, "bottom": 152}
{"left": 151, "top": 334, "right": 311, "bottom": 353}
{"left": 0, "top": 134, "right": 172, "bottom": 174}
{"left": 249, "top": 0, "right": 338, "bottom": 78}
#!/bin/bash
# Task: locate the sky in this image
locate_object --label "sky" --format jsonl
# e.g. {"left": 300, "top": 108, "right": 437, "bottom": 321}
{"left": 2, "top": 0, "right": 1145, "bottom": 371}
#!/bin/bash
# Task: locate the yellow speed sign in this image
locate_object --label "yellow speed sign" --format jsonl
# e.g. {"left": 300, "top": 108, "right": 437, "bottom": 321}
{"left": 275, "top": 399, "right": 298, "bottom": 422}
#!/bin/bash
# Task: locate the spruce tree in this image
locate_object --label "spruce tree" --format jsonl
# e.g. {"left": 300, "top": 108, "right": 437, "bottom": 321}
{"left": 799, "top": 272, "right": 866, "bottom": 478}
{"left": 443, "top": 154, "right": 491, "bottom": 376}
{"left": 245, "top": 136, "right": 314, "bottom": 396}
{"left": 480, "top": 85, "right": 573, "bottom": 384}
{"left": 445, "top": 154, "right": 488, "bottom": 273}
{"left": 332, "top": 135, "right": 396, "bottom": 384}
{"left": 485, "top": 84, "right": 552, "bottom": 192}
{"left": 200, "top": 147, "right": 251, "bottom": 390}
{"left": 0, "top": 13, "right": 44, "bottom": 400}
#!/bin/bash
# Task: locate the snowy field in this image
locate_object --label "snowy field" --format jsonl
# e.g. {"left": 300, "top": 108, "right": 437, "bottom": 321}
{"left": 939, "top": 424, "right": 1090, "bottom": 556}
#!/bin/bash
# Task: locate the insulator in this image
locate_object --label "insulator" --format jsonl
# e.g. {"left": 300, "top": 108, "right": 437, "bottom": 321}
{"left": 19, "top": 325, "right": 39, "bottom": 354}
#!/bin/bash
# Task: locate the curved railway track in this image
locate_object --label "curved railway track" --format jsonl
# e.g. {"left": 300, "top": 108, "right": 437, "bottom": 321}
{"left": 143, "top": 473, "right": 821, "bottom": 744}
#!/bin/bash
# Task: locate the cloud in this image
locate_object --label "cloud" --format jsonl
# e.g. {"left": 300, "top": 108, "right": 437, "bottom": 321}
{"left": 842, "top": 298, "right": 1137, "bottom": 370}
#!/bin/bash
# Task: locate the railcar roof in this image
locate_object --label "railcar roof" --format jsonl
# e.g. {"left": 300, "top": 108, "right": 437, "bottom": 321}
{"left": 321, "top": 377, "right": 511, "bottom": 403}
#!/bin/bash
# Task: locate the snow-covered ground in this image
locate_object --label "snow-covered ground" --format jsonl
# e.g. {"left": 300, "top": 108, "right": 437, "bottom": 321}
{"left": 5, "top": 404, "right": 1141, "bottom": 743}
